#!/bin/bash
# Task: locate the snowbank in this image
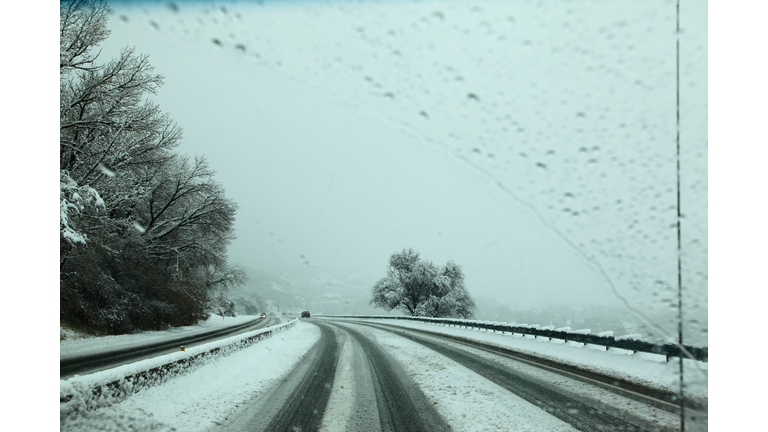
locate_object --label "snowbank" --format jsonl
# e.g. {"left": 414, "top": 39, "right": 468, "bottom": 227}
{"left": 60, "top": 318, "right": 298, "bottom": 420}
{"left": 341, "top": 317, "right": 708, "bottom": 400}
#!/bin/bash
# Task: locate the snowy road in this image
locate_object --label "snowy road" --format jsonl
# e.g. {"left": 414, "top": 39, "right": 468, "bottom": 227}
{"left": 211, "top": 319, "right": 682, "bottom": 432}
{"left": 60, "top": 318, "right": 704, "bottom": 431}
{"left": 60, "top": 315, "right": 279, "bottom": 379}
{"left": 214, "top": 320, "right": 450, "bottom": 432}
{"left": 351, "top": 320, "right": 683, "bottom": 431}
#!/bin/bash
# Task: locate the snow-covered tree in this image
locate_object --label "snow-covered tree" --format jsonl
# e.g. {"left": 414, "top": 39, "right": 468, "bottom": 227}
{"left": 60, "top": 171, "right": 104, "bottom": 248}
{"left": 371, "top": 248, "right": 475, "bottom": 319}
{"left": 59, "top": 0, "right": 246, "bottom": 334}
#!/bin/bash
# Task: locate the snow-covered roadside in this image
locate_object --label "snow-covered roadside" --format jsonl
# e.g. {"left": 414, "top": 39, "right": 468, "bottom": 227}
{"left": 341, "top": 318, "right": 708, "bottom": 401}
{"left": 59, "top": 317, "right": 705, "bottom": 431}
{"left": 379, "top": 324, "right": 680, "bottom": 430}
{"left": 60, "top": 320, "right": 320, "bottom": 432}
{"left": 60, "top": 314, "right": 263, "bottom": 360}
{"left": 61, "top": 319, "right": 298, "bottom": 403}
{"left": 360, "top": 323, "right": 580, "bottom": 432}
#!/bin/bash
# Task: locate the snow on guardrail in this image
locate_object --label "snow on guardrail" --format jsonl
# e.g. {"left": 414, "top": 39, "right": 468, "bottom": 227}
{"left": 60, "top": 319, "right": 299, "bottom": 414}
{"left": 319, "top": 315, "right": 707, "bottom": 362}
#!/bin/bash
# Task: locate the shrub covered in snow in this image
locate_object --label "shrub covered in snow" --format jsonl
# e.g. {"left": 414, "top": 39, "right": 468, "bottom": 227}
{"left": 60, "top": 171, "right": 105, "bottom": 246}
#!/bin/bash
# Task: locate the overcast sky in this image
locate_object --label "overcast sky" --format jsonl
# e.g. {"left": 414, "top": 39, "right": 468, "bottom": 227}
{"left": 94, "top": 0, "right": 707, "bottom": 334}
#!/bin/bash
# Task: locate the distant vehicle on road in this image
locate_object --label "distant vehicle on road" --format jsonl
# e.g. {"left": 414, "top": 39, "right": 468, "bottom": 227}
{"left": 259, "top": 313, "right": 267, "bottom": 318}
{"left": 301, "top": 311, "right": 310, "bottom": 318}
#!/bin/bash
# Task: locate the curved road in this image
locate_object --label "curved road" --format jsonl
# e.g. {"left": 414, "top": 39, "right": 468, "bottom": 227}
{"left": 213, "top": 318, "right": 705, "bottom": 432}
{"left": 60, "top": 315, "right": 279, "bottom": 379}
{"left": 216, "top": 320, "right": 450, "bottom": 432}
{"left": 63, "top": 316, "right": 703, "bottom": 431}
{"left": 354, "top": 320, "right": 684, "bottom": 432}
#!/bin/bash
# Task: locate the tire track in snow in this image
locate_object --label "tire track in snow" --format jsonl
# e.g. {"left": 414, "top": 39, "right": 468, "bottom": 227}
{"left": 318, "top": 326, "right": 381, "bottom": 432}
{"left": 216, "top": 321, "right": 339, "bottom": 432}
{"left": 329, "top": 322, "right": 452, "bottom": 432}
{"left": 370, "top": 321, "right": 687, "bottom": 413}
{"left": 262, "top": 321, "right": 340, "bottom": 431}
{"left": 356, "top": 320, "right": 678, "bottom": 432}
{"left": 218, "top": 320, "right": 450, "bottom": 432}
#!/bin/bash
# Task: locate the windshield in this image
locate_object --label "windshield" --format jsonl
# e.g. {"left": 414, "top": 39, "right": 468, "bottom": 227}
{"left": 58, "top": 0, "right": 708, "bottom": 431}
{"left": 91, "top": 0, "right": 707, "bottom": 339}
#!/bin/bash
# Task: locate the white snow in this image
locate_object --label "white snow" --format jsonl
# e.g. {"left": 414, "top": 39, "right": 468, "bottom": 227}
{"left": 345, "top": 318, "right": 708, "bottom": 401}
{"left": 318, "top": 333, "right": 370, "bottom": 432}
{"left": 61, "top": 319, "right": 297, "bottom": 399}
{"left": 60, "top": 314, "right": 262, "bottom": 360}
{"left": 359, "top": 323, "right": 581, "bottom": 432}
{"left": 59, "top": 316, "right": 707, "bottom": 431}
{"left": 616, "top": 333, "right": 644, "bottom": 340}
{"left": 61, "top": 320, "right": 319, "bottom": 432}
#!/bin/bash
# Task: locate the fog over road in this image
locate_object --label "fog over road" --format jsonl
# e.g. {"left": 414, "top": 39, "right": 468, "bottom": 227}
{"left": 209, "top": 318, "right": 692, "bottom": 432}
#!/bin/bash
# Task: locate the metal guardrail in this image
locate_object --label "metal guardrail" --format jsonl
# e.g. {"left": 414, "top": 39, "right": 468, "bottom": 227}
{"left": 60, "top": 316, "right": 268, "bottom": 378}
{"left": 60, "top": 319, "right": 299, "bottom": 406}
{"left": 322, "top": 315, "right": 708, "bottom": 362}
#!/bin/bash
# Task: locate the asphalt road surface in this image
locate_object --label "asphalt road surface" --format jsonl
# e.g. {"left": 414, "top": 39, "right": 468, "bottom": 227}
{"left": 65, "top": 317, "right": 704, "bottom": 431}
{"left": 60, "top": 315, "right": 278, "bottom": 379}
{"left": 212, "top": 318, "right": 704, "bottom": 432}
{"left": 215, "top": 320, "right": 450, "bottom": 432}
{"left": 356, "top": 320, "right": 687, "bottom": 432}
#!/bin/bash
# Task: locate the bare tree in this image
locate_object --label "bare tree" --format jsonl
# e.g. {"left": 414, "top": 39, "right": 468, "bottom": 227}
{"left": 60, "top": 0, "right": 110, "bottom": 74}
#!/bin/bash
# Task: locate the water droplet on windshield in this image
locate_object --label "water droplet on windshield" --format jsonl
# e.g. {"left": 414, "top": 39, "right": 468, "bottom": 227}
{"left": 98, "top": 162, "right": 116, "bottom": 177}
